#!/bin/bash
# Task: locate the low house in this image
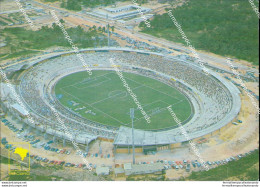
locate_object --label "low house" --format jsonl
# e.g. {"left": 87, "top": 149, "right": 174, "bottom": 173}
{"left": 114, "top": 167, "right": 125, "bottom": 177}
{"left": 96, "top": 166, "right": 110, "bottom": 176}
{"left": 124, "top": 162, "right": 164, "bottom": 176}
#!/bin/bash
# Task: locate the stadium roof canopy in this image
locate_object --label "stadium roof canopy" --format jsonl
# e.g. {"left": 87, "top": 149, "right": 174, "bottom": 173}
{"left": 11, "top": 103, "right": 29, "bottom": 116}
{"left": 113, "top": 126, "right": 179, "bottom": 146}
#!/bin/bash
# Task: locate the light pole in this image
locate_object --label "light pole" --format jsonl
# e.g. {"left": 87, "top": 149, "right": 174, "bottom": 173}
{"left": 130, "top": 108, "right": 135, "bottom": 164}
{"left": 106, "top": 14, "right": 110, "bottom": 47}
{"left": 107, "top": 23, "right": 110, "bottom": 47}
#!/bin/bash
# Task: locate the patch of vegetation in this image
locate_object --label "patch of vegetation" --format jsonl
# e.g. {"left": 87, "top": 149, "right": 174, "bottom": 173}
{"left": 0, "top": 54, "right": 7, "bottom": 58}
{"left": 44, "top": 0, "right": 147, "bottom": 12}
{"left": 182, "top": 149, "right": 259, "bottom": 181}
{"left": 0, "top": 23, "right": 108, "bottom": 60}
{"left": 60, "top": 0, "right": 135, "bottom": 10}
{"left": 0, "top": 20, "right": 8, "bottom": 26}
{"left": 8, "top": 174, "right": 65, "bottom": 181}
{"left": 0, "top": 155, "right": 15, "bottom": 165}
{"left": 1, "top": 50, "right": 40, "bottom": 61}
{"left": 8, "top": 13, "right": 25, "bottom": 22}
{"left": 44, "top": 0, "right": 59, "bottom": 2}
{"left": 1, "top": 16, "right": 13, "bottom": 23}
{"left": 126, "top": 174, "right": 166, "bottom": 181}
{"left": 60, "top": 0, "right": 82, "bottom": 11}
{"left": 140, "top": 0, "right": 259, "bottom": 65}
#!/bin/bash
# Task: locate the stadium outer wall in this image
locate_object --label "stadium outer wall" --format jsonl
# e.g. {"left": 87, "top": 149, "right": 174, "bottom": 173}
{"left": 114, "top": 122, "right": 235, "bottom": 154}
{"left": 2, "top": 47, "right": 241, "bottom": 153}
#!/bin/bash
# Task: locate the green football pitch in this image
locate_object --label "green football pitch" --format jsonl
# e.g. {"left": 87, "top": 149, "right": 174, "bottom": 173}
{"left": 55, "top": 70, "right": 192, "bottom": 130}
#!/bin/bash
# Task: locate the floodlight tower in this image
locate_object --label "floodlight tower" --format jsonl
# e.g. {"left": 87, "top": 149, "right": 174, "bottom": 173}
{"left": 130, "top": 108, "right": 135, "bottom": 164}
{"left": 107, "top": 24, "right": 110, "bottom": 46}
{"left": 106, "top": 14, "right": 110, "bottom": 47}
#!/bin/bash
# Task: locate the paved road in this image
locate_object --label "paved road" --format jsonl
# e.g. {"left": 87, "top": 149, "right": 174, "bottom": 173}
{"left": 18, "top": 0, "right": 260, "bottom": 75}
{"left": 0, "top": 9, "right": 30, "bottom": 15}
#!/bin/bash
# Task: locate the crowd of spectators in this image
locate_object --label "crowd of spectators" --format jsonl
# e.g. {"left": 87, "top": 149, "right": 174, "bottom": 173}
{"left": 6, "top": 51, "right": 234, "bottom": 142}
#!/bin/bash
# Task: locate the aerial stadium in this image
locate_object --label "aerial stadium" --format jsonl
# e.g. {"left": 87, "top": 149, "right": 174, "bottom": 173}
{"left": 0, "top": 48, "right": 241, "bottom": 154}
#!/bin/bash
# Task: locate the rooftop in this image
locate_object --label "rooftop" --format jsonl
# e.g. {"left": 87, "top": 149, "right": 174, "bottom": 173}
{"left": 125, "top": 163, "right": 164, "bottom": 175}
{"left": 87, "top": 4, "right": 151, "bottom": 20}
{"left": 11, "top": 103, "right": 29, "bottom": 116}
{"left": 96, "top": 166, "right": 110, "bottom": 176}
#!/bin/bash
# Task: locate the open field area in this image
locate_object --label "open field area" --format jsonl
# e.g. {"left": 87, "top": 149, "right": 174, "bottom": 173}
{"left": 140, "top": 0, "right": 259, "bottom": 65}
{"left": 55, "top": 70, "right": 192, "bottom": 130}
{"left": 184, "top": 150, "right": 259, "bottom": 181}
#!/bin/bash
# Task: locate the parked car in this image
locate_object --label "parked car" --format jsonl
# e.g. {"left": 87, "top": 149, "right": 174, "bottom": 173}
{"left": 66, "top": 150, "right": 71, "bottom": 155}
{"left": 39, "top": 142, "right": 45, "bottom": 147}
{"left": 65, "top": 163, "right": 71, "bottom": 167}
{"left": 237, "top": 155, "right": 242, "bottom": 159}
{"left": 47, "top": 140, "right": 54, "bottom": 144}
{"left": 186, "top": 164, "right": 191, "bottom": 172}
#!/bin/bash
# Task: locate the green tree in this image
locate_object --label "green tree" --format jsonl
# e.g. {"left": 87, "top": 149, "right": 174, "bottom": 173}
{"left": 66, "top": 0, "right": 82, "bottom": 11}
{"left": 102, "top": 27, "right": 106, "bottom": 33}
{"left": 111, "top": 26, "right": 115, "bottom": 32}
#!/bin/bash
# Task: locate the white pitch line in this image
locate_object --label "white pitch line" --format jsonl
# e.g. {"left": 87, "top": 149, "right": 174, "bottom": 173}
{"left": 60, "top": 88, "right": 126, "bottom": 125}
{"left": 90, "top": 85, "right": 144, "bottom": 105}
{"left": 124, "top": 76, "right": 181, "bottom": 101}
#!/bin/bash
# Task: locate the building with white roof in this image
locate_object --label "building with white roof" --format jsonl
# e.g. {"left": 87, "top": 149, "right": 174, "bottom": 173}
{"left": 87, "top": 5, "right": 152, "bottom": 20}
